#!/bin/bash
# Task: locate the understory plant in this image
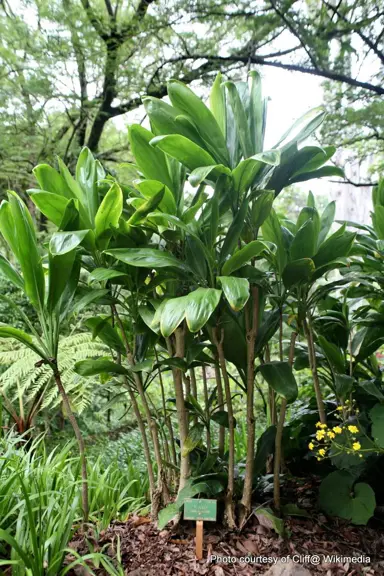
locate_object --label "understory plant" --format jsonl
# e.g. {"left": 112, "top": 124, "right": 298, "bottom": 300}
{"left": 1, "top": 71, "right": 383, "bottom": 535}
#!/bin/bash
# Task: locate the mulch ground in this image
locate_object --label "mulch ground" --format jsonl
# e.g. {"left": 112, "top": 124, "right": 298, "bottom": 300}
{"left": 68, "top": 479, "right": 384, "bottom": 576}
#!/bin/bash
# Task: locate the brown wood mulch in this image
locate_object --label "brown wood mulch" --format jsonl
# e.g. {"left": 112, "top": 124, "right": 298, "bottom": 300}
{"left": 67, "top": 510, "right": 384, "bottom": 576}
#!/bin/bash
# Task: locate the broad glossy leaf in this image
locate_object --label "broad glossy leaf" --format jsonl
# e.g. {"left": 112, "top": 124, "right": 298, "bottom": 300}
{"left": 254, "top": 309, "right": 280, "bottom": 356}
{"left": 290, "top": 220, "right": 317, "bottom": 260}
{"left": 253, "top": 425, "right": 276, "bottom": 478}
{"left": 0, "top": 324, "right": 44, "bottom": 356}
{"left": 76, "top": 147, "right": 100, "bottom": 223}
{"left": 134, "top": 179, "right": 176, "bottom": 214}
{"left": 75, "top": 358, "right": 129, "bottom": 376}
{"left": 29, "top": 191, "right": 69, "bottom": 227}
{"left": 127, "top": 186, "right": 164, "bottom": 226}
{"left": 222, "top": 243, "right": 268, "bottom": 277}
{"left": 86, "top": 316, "right": 126, "bottom": 356}
{"left": 105, "top": 247, "right": 188, "bottom": 272}
{"left": 334, "top": 374, "right": 354, "bottom": 400}
{"left": 217, "top": 276, "right": 250, "bottom": 311}
{"left": 219, "top": 196, "right": 249, "bottom": 264}
{"left": 160, "top": 295, "right": 189, "bottom": 338}
{"left": 0, "top": 254, "right": 24, "bottom": 290}
{"left": 211, "top": 410, "right": 233, "bottom": 428}
{"left": 318, "top": 201, "right": 336, "bottom": 245}
{"left": 292, "top": 145, "right": 336, "bottom": 176}
{"left": 209, "top": 72, "right": 226, "bottom": 137}
{"left": 185, "top": 288, "right": 221, "bottom": 333}
{"left": 167, "top": 80, "right": 229, "bottom": 166}
{"left": 313, "top": 226, "right": 355, "bottom": 268}
{"left": 7, "top": 192, "right": 45, "bottom": 311}
{"left": 282, "top": 258, "right": 315, "bottom": 288}
{"left": 33, "top": 164, "right": 73, "bottom": 199}
{"left": 318, "top": 335, "right": 345, "bottom": 373}
{"left": 49, "top": 230, "right": 89, "bottom": 256}
{"left": 251, "top": 190, "right": 274, "bottom": 229}
{"left": 232, "top": 150, "right": 280, "bottom": 194}
{"left": 275, "top": 107, "right": 326, "bottom": 148}
{"left": 182, "top": 423, "right": 204, "bottom": 456}
{"left": 72, "top": 288, "right": 109, "bottom": 315}
{"left": 188, "top": 164, "right": 230, "bottom": 187}
{"left": 129, "top": 125, "right": 175, "bottom": 195}
{"left": 290, "top": 165, "right": 344, "bottom": 185}
{"left": 249, "top": 70, "right": 264, "bottom": 154}
{"left": 150, "top": 134, "right": 216, "bottom": 172}
{"left": 95, "top": 183, "right": 123, "bottom": 245}
{"left": 259, "top": 361, "right": 298, "bottom": 403}
{"left": 47, "top": 249, "right": 76, "bottom": 312}
{"left": 89, "top": 268, "right": 126, "bottom": 281}
{"left": 224, "top": 81, "right": 253, "bottom": 159}
{"left": 262, "top": 209, "right": 286, "bottom": 274}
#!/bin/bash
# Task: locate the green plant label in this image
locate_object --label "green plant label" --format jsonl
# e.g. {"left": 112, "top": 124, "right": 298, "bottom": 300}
{"left": 184, "top": 498, "right": 217, "bottom": 521}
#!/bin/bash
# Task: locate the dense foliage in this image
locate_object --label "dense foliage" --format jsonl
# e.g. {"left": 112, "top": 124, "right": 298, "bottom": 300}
{"left": 1, "top": 70, "right": 384, "bottom": 571}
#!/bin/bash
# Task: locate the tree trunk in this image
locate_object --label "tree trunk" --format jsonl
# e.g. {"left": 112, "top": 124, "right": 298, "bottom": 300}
{"left": 212, "top": 326, "right": 236, "bottom": 529}
{"left": 189, "top": 367, "right": 198, "bottom": 426}
{"left": 54, "top": 370, "right": 89, "bottom": 522}
{"left": 202, "top": 365, "right": 211, "bottom": 454}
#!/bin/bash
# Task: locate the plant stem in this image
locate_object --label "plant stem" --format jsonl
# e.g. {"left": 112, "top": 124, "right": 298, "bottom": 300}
{"left": 167, "top": 327, "right": 190, "bottom": 494}
{"left": 212, "top": 326, "right": 236, "bottom": 529}
{"left": 304, "top": 316, "right": 326, "bottom": 424}
{"left": 239, "top": 286, "right": 259, "bottom": 527}
{"left": 54, "top": 369, "right": 89, "bottom": 522}
{"left": 273, "top": 331, "right": 297, "bottom": 511}
{"left": 202, "top": 365, "right": 211, "bottom": 455}
{"left": 189, "top": 367, "right": 198, "bottom": 426}
{"left": 214, "top": 356, "right": 225, "bottom": 457}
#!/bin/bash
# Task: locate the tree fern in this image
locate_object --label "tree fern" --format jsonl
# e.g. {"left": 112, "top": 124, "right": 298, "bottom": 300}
{"left": 0, "top": 332, "right": 110, "bottom": 416}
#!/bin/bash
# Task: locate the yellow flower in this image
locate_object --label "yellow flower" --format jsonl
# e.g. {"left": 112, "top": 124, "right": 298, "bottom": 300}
{"left": 353, "top": 442, "right": 361, "bottom": 451}
{"left": 308, "top": 442, "right": 314, "bottom": 451}
{"left": 336, "top": 406, "right": 343, "bottom": 411}
{"left": 316, "top": 430, "right": 325, "bottom": 440}
{"left": 318, "top": 448, "right": 326, "bottom": 457}
{"left": 315, "top": 422, "right": 322, "bottom": 428}
{"left": 320, "top": 423, "right": 327, "bottom": 429}
{"left": 327, "top": 431, "right": 335, "bottom": 439}
{"left": 348, "top": 425, "right": 359, "bottom": 434}
{"left": 333, "top": 426, "right": 342, "bottom": 434}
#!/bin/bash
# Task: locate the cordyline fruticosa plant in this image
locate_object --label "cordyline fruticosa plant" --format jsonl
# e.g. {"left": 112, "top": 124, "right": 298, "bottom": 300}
{"left": 0, "top": 72, "right": 354, "bottom": 529}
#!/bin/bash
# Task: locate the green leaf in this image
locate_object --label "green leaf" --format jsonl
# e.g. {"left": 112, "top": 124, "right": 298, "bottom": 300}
{"left": 33, "top": 164, "right": 73, "bottom": 199}
{"left": 6, "top": 193, "right": 45, "bottom": 311}
{"left": 290, "top": 220, "right": 317, "bottom": 260}
{"left": 219, "top": 196, "right": 249, "bottom": 264}
{"left": 185, "top": 288, "right": 222, "bottom": 333}
{"left": 313, "top": 226, "right": 355, "bottom": 268}
{"left": 29, "top": 191, "right": 70, "bottom": 227}
{"left": 167, "top": 79, "right": 229, "bottom": 166}
{"left": 259, "top": 361, "right": 298, "bottom": 403}
{"left": 232, "top": 151, "right": 280, "bottom": 195}
{"left": 249, "top": 71, "right": 264, "bottom": 154}
{"left": 251, "top": 190, "right": 274, "bottom": 229}
{"left": 319, "top": 471, "right": 375, "bottom": 525}
{"left": 254, "top": 507, "right": 285, "bottom": 535}
{"left": 71, "top": 288, "right": 109, "bottom": 315}
{"left": 105, "top": 248, "right": 188, "bottom": 272}
{"left": 160, "top": 295, "right": 189, "bottom": 338}
{"left": 0, "top": 324, "right": 44, "bottom": 357}
{"left": 49, "top": 230, "right": 89, "bottom": 256}
{"left": 217, "top": 276, "right": 250, "bottom": 311}
{"left": 86, "top": 316, "right": 126, "bottom": 356}
{"left": 290, "top": 165, "right": 344, "bottom": 185}
{"left": 359, "top": 381, "right": 384, "bottom": 401}
{"left": 334, "top": 374, "right": 354, "bottom": 400}
{"left": 47, "top": 249, "right": 76, "bottom": 312}
{"left": 222, "top": 241, "right": 268, "bottom": 276}
{"left": 95, "top": 182, "right": 123, "bottom": 246}
{"left": 318, "top": 335, "right": 345, "bottom": 373}
{"left": 224, "top": 81, "right": 253, "bottom": 159}
{"left": 75, "top": 147, "right": 100, "bottom": 224}
{"left": 157, "top": 503, "right": 181, "bottom": 530}
{"left": 75, "top": 358, "right": 129, "bottom": 377}
{"left": 275, "top": 107, "right": 326, "bottom": 148}
{"left": 0, "top": 254, "right": 24, "bottom": 290}
{"left": 134, "top": 179, "right": 177, "bottom": 214}
{"left": 128, "top": 125, "right": 175, "bottom": 195}
{"left": 89, "top": 268, "right": 126, "bottom": 281}
{"left": 127, "top": 186, "right": 164, "bottom": 226}
{"left": 372, "top": 205, "right": 384, "bottom": 240}
{"left": 370, "top": 403, "right": 384, "bottom": 448}
{"left": 282, "top": 258, "right": 315, "bottom": 288}
{"left": 182, "top": 423, "right": 205, "bottom": 456}
{"left": 262, "top": 209, "right": 286, "bottom": 274}
{"left": 211, "top": 410, "right": 234, "bottom": 429}
{"left": 210, "top": 72, "right": 226, "bottom": 137}
{"left": 318, "top": 201, "right": 336, "bottom": 245}
{"left": 150, "top": 134, "right": 216, "bottom": 172}
{"left": 253, "top": 425, "right": 276, "bottom": 477}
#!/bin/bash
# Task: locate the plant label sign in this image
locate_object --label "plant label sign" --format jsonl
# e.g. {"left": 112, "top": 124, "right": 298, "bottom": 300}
{"left": 184, "top": 499, "right": 217, "bottom": 560}
{"left": 184, "top": 498, "right": 217, "bottom": 521}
